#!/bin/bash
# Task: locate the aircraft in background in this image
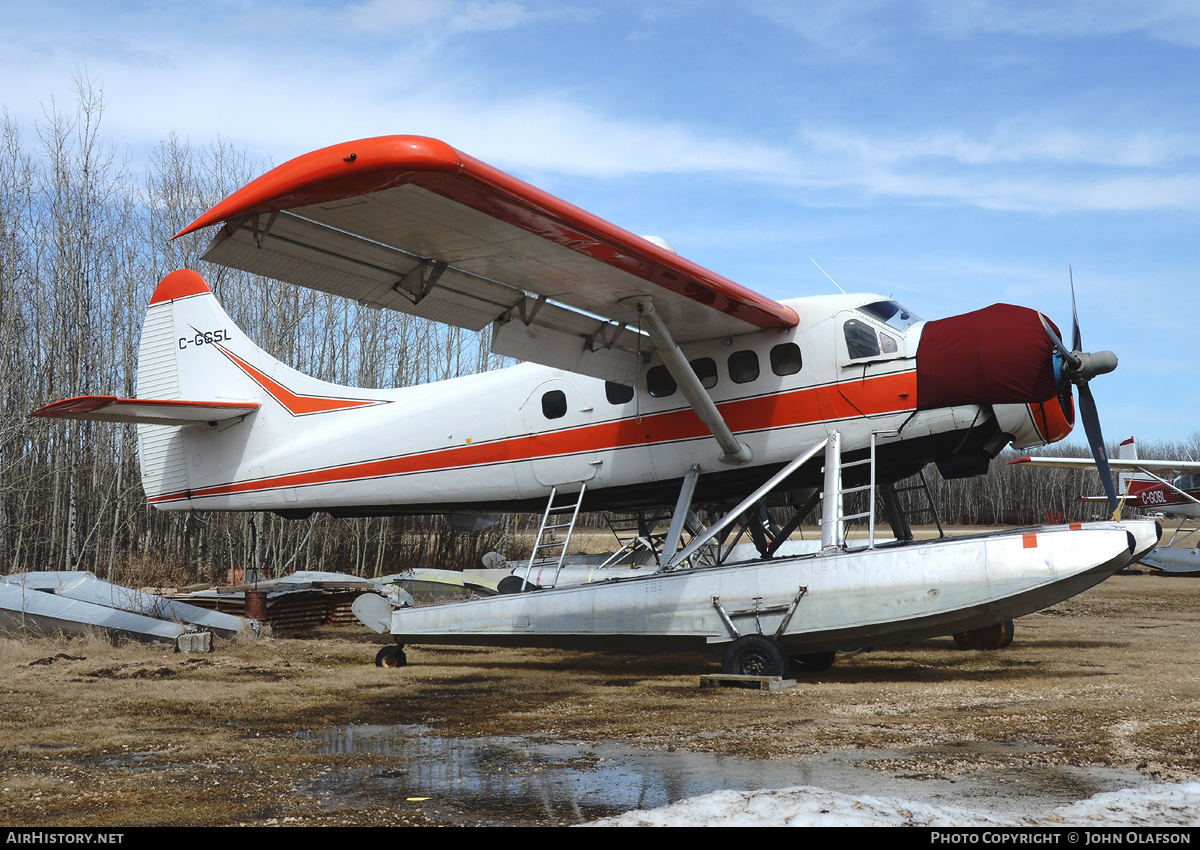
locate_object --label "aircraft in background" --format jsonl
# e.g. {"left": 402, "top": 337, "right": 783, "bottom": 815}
{"left": 1011, "top": 437, "right": 1200, "bottom": 573}
{"left": 31, "top": 135, "right": 1150, "bottom": 673}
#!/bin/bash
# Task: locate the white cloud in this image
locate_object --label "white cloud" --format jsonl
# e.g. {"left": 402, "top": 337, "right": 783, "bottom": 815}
{"left": 344, "top": 0, "right": 534, "bottom": 34}
{"left": 930, "top": 0, "right": 1200, "bottom": 46}
{"left": 818, "top": 168, "right": 1200, "bottom": 213}
{"left": 3, "top": 1, "right": 1198, "bottom": 218}
{"left": 747, "top": 0, "right": 904, "bottom": 56}
{"left": 804, "top": 126, "right": 1188, "bottom": 169}
{"left": 401, "top": 95, "right": 797, "bottom": 179}
{"left": 783, "top": 123, "right": 1200, "bottom": 212}
{"left": 751, "top": 0, "right": 1200, "bottom": 50}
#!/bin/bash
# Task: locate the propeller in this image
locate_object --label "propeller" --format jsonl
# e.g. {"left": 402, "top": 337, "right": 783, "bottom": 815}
{"left": 1037, "top": 268, "right": 1120, "bottom": 514}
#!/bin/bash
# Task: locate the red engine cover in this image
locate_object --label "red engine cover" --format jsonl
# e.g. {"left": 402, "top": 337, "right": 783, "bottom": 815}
{"left": 917, "top": 304, "right": 1059, "bottom": 409}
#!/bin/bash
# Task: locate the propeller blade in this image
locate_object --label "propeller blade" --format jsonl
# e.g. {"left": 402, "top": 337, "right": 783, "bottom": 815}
{"left": 1077, "top": 382, "right": 1118, "bottom": 514}
{"left": 1038, "top": 312, "right": 1082, "bottom": 372}
{"left": 1069, "top": 266, "right": 1082, "bottom": 353}
{"left": 1046, "top": 271, "right": 1117, "bottom": 514}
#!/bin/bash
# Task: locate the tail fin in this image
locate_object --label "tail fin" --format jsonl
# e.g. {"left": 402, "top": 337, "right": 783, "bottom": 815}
{"left": 1116, "top": 436, "right": 1140, "bottom": 495}
{"left": 135, "top": 269, "right": 250, "bottom": 501}
{"left": 38, "top": 269, "right": 386, "bottom": 506}
{"left": 138, "top": 269, "right": 265, "bottom": 406}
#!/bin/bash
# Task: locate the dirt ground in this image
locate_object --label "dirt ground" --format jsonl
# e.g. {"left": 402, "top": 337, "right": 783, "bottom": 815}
{"left": 3, "top": 566, "right": 1200, "bottom": 827}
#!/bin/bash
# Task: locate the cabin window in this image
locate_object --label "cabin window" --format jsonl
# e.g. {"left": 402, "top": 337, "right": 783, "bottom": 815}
{"left": 844, "top": 319, "right": 880, "bottom": 360}
{"left": 647, "top": 365, "right": 677, "bottom": 398}
{"left": 728, "top": 350, "right": 759, "bottom": 384}
{"left": 605, "top": 381, "right": 634, "bottom": 405}
{"left": 770, "top": 342, "right": 802, "bottom": 376}
{"left": 879, "top": 332, "right": 898, "bottom": 355}
{"left": 541, "top": 390, "right": 567, "bottom": 419}
{"left": 690, "top": 357, "right": 718, "bottom": 389}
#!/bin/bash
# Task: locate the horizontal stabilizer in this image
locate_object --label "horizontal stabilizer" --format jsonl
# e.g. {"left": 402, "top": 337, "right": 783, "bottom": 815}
{"left": 31, "top": 395, "right": 259, "bottom": 426}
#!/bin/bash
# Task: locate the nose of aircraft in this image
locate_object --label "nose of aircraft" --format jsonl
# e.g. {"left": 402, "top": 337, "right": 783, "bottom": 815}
{"left": 915, "top": 300, "right": 1120, "bottom": 512}
{"left": 1036, "top": 306, "right": 1120, "bottom": 511}
{"left": 915, "top": 303, "right": 1063, "bottom": 412}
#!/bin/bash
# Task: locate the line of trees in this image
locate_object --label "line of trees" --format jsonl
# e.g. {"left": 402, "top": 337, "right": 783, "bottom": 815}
{"left": 1, "top": 83, "right": 511, "bottom": 585}
{"left": 2, "top": 84, "right": 1195, "bottom": 585}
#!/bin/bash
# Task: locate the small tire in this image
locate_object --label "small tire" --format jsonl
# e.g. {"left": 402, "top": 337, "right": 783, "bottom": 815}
{"left": 375, "top": 645, "right": 407, "bottom": 668}
{"left": 997, "top": 619, "right": 1015, "bottom": 649}
{"left": 953, "top": 621, "right": 1014, "bottom": 651}
{"left": 497, "top": 575, "right": 537, "bottom": 595}
{"left": 790, "top": 651, "right": 836, "bottom": 673}
{"left": 722, "top": 635, "right": 789, "bottom": 677}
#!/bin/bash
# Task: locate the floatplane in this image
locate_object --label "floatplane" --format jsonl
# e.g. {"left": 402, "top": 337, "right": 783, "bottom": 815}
{"left": 33, "top": 136, "right": 1157, "bottom": 675}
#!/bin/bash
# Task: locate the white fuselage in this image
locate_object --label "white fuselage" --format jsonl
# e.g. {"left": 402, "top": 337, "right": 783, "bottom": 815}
{"left": 142, "top": 292, "right": 986, "bottom": 514}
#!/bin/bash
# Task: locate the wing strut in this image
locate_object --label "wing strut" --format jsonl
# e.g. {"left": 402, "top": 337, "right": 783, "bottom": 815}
{"left": 622, "top": 296, "right": 752, "bottom": 466}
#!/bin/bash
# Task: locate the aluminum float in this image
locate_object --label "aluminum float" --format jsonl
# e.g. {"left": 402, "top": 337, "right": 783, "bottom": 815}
{"left": 360, "top": 436, "right": 1158, "bottom": 675}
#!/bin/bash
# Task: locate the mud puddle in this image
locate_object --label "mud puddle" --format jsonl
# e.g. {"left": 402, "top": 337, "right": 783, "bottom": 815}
{"left": 294, "top": 724, "right": 1151, "bottom": 826}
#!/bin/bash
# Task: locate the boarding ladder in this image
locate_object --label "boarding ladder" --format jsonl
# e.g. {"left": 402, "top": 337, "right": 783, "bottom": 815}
{"left": 821, "top": 431, "right": 946, "bottom": 548}
{"left": 821, "top": 431, "right": 879, "bottom": 550}
{"left": 522, "top": 484, "right": 587, "bottom": 589}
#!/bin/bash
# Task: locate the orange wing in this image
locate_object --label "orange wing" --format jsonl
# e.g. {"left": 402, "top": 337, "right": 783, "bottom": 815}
{"left": 179, "top": 136, "right": 797, "bottom": 384}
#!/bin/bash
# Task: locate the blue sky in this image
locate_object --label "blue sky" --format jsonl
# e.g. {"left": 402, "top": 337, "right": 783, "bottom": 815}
{"left": 3, "top": 0, "right": 1199, "bottom": 446}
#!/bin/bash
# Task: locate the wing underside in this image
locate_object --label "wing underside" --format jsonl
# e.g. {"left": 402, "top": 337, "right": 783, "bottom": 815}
{"left": 180, "top": 136, "right": 797, "bottom": 384}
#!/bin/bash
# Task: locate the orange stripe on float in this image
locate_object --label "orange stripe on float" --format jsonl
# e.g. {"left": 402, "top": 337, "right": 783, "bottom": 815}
{"left": 1023, "top": 532, "right": 1038, "bottom": 549}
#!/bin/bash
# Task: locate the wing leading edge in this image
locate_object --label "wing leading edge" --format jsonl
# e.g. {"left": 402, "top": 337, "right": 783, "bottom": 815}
{"left": 177, "top": 136, "right": 798, "bottom": 384}
{"left": 1010, "top": 457, "right": 1200, "bottom": 474}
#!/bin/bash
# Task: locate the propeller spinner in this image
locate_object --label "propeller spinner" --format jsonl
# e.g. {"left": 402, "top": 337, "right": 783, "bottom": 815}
{"left": 1037, "top": 270, "right": 1119, "bottom": 513}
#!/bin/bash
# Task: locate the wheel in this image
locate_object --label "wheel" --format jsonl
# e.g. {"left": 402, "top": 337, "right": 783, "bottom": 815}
{"left": 970, "top": 623, "right": 1005, "bottom": 650}
{"left": 997, "top": 619, "right": 1015, "bottom": 649}
{"left": 722, "top": 635, "right": 790, "bottom": 677}
{"left": 953, "top": 621, "right": 1014, "bottom": 650}
{"left": 374, "top": 645, "right": 407, "bottom": 668}
{"left": 790, "top": 651, "right": 836, "bottom": 673}
{"left": 497, "top": 575, "right": 537, "bottom": 594}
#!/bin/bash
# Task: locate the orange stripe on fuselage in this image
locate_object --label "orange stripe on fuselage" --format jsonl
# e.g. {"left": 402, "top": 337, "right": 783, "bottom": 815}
{"left": 1134, "top": 483, "right": 1196, "bottom": 507}
{"left": 217, "top": 346, "right": 385, "bottom": 415}
{"left": 149, "top": 370, "right": 918, "bottom": 504}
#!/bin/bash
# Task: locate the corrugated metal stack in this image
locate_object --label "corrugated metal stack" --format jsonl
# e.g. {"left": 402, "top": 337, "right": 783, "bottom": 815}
{"left": 164, "top": 577, "right": 384, "bottom": 631}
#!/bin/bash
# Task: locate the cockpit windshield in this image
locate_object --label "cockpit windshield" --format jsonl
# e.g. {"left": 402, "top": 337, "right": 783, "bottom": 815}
{"left": 858, "top": 300, "right": 921, "bottom": 333}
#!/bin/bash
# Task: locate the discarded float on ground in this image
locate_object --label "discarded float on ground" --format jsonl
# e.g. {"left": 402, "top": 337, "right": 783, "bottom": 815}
{"left": 0, "top": 571, "right": 245, "bottom": 643}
